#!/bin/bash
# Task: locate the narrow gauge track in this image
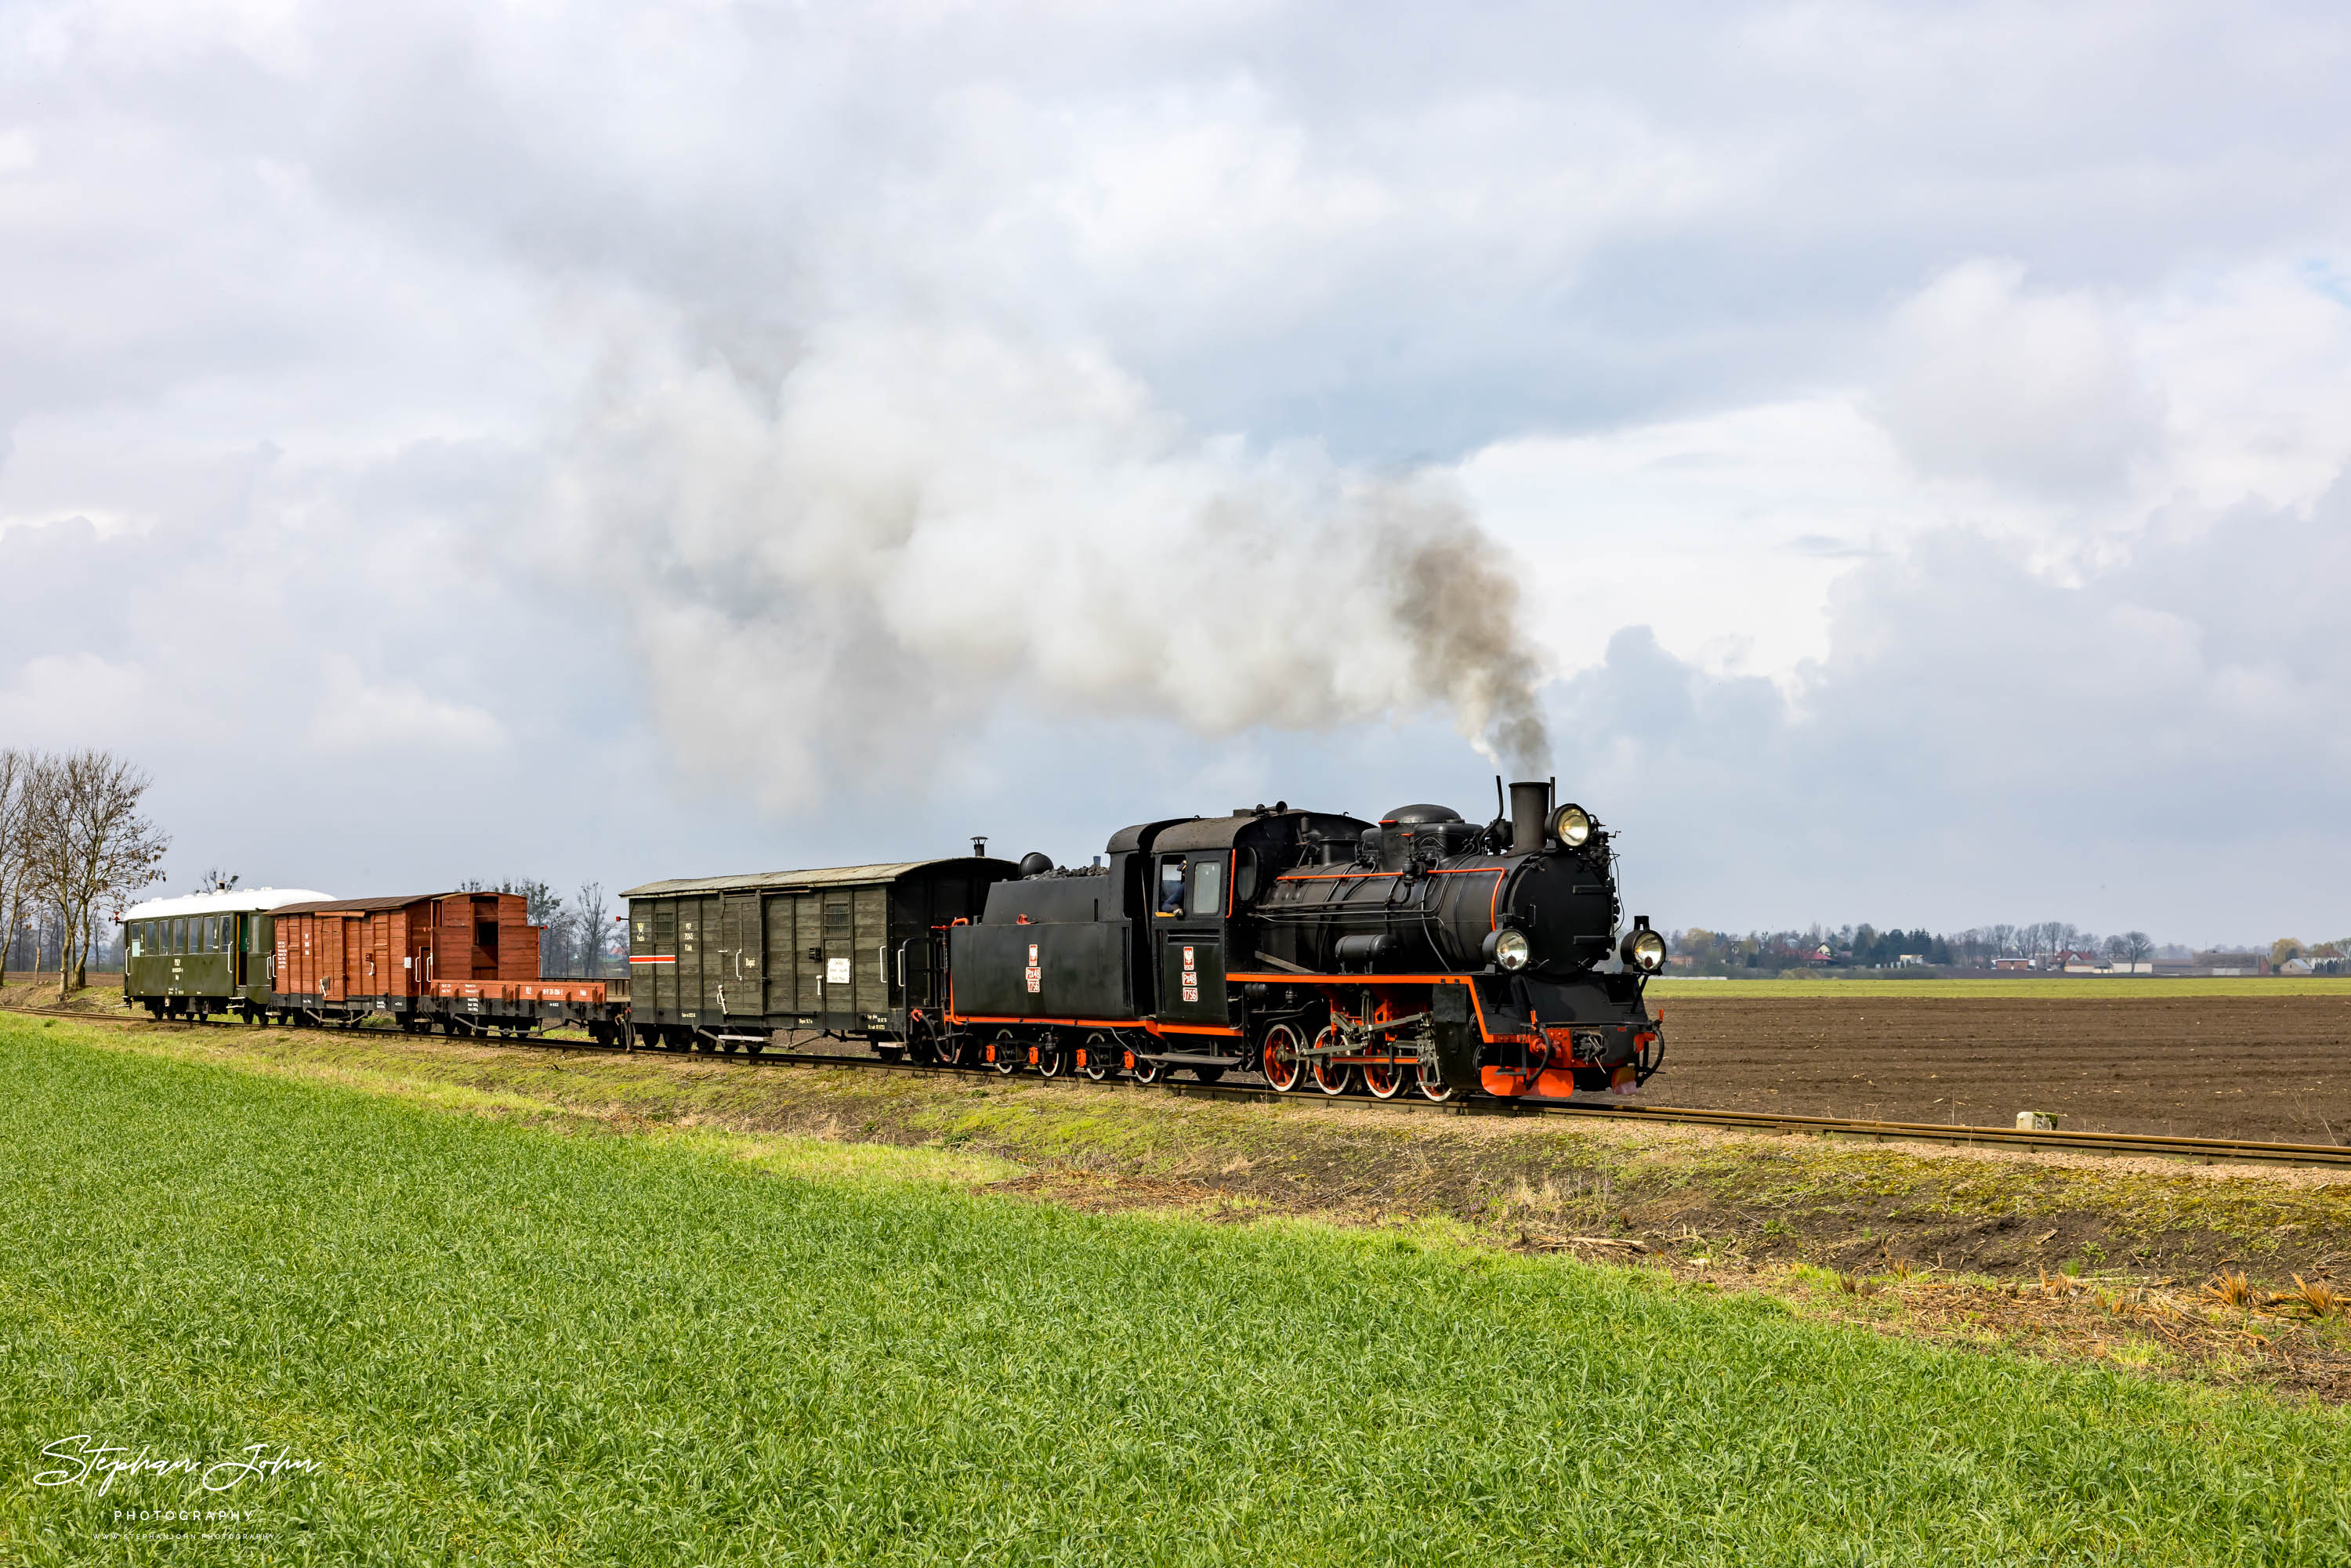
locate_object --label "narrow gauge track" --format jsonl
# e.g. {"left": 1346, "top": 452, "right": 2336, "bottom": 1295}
{"left": 15, "top": 1004, "right": 2351, "bottom": 1171}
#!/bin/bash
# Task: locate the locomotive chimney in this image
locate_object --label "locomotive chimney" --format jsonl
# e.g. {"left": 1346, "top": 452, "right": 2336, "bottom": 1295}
{"left": 1509, "top": 780, "right": 1551, "bottom": 854}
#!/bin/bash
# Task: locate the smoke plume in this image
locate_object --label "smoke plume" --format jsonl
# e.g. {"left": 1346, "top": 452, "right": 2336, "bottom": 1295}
{"left": 551, "top": 314, "right": 1552, "bottom": 806}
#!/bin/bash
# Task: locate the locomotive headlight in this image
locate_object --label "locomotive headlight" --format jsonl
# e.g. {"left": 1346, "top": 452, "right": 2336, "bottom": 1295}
{"left": 1551, "top": 803, "right": 1593, "bottom": 849}
{"left": 1621, "top": 928, "right": 1668, "bottom": 972}
{"left": 1492, "top": 929, "right": 1531, "bottom": 972}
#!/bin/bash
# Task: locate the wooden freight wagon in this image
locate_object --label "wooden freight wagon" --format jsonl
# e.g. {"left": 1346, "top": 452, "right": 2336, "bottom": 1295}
{"left": 621, "top": 856, "right": 1017, "bottom": 1054}
{"left": 271, "top": 892, "right": 610, "bottom": 1036}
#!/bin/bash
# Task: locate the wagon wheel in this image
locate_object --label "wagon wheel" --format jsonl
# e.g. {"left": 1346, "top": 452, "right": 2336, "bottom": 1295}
{"left": 1260, "top": 1023, "right": 1306, "bottom": 1093}
{"left": 1038, "top": 1037, "right": 1068, "bottom": 1078}
{"left": 1081, "top": 1031, "right": 1115, "bottom": 1081}
{"left": 1361, "top": 1051, "right": 1405, "bottom": 1099}
{"left": 1130, "top": 1052, "right": 1165, "bottom": 1085}
{"left": 1310, "top": 1026, "right": 1353, "bottom": 1096}
{"left": 1415, "top": 1058, "right": 1457, "bottom": 1103}
{"left": 991, "top": 1029, "right": 1021, "bottom": 1075}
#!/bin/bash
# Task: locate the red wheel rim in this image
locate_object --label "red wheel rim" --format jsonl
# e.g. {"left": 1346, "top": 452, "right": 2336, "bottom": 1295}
{"left": 1416, "top": 1059, "right": 1455, "bottom": 1102}
{"left": 1311, "top": 1027, "right": 1351, "bottom": 1095}
{"left": 1363, "top": 1054, "right": 1403, "bottom": 1099}
{"left": 1262, "top": 1023, "right": 1302, "bottom": 1092}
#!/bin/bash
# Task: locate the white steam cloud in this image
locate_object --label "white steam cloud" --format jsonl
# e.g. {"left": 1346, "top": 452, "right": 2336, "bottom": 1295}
{"left": 550, "top": 314, "right": 1551, "bottom": 808}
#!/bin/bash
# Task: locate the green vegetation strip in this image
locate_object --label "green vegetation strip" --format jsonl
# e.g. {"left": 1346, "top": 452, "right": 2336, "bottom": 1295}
{"left": 2, "top": 1019, "right": 2346, "bottom": 1565}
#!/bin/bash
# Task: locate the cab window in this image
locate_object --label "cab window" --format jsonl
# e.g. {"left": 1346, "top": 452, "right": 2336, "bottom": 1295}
{"left": 1189, "top": 856, "right": 1224, "bottom": 918}
{"left": 1156, "top": 857, "right": 1185, "bottom": 914}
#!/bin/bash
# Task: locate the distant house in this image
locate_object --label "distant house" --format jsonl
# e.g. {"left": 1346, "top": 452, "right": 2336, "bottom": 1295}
{"left": 2280, "top": 958, "right": 2314, "bottom": 976}
{"left": 1991, "top": 957, "right": 2030, "bottom": 972}
{"left": 1807, "top": 944, "right": 1835, "bottom": 965}
{"left": 1896, "top": 953, "right": 1925, "bottom": 967}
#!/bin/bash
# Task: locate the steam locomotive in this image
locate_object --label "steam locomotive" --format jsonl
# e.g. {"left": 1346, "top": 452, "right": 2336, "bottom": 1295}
{"left": 933, "top": 777, "right": 1665, "bottom": 1099}
{"left": 122, "top": 778, "right": 1667, "bottom": 1103}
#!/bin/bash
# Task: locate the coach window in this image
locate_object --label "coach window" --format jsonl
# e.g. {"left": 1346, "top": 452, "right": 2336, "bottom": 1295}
{"left": 173, "top": 919, "right": 187, "bottom": 954}
{"left": 1157, "top": 856, "right": 1185, "bottom": 915}
{"left": 1189, "top": 856, "right": 1224, "bottom": 918}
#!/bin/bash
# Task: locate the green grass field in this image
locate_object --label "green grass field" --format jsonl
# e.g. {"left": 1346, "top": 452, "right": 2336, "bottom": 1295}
{"left": 1648, "top": 975, "right": 2351, "bottom": 998}
{"left": 2, "top": 1017, "right": 2347, "bottom": 1564}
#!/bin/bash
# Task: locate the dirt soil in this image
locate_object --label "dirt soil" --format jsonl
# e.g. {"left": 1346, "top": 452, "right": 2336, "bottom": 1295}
{"left": 1644, "top": 994, "right": 2351, "bottom": 1144}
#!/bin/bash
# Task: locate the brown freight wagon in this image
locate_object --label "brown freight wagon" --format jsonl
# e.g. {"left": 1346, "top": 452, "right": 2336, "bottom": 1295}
{"left": 271, "top": 893, "right": 617, "bottom": 1037}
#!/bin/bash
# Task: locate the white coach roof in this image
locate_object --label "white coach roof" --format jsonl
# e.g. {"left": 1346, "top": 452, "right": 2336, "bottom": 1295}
{"left": 121, "top": 888, "right": 337, "bottom": 922}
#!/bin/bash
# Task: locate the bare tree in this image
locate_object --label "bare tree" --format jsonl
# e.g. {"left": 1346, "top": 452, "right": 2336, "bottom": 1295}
{"left": 0, "top": 749, "right": 30, "bottom": 983}
{"left": 23, "top": 751, "right": 169, "bottom": 999}
{"left": 571, "top": 881, "right": 608, "bottom": 978}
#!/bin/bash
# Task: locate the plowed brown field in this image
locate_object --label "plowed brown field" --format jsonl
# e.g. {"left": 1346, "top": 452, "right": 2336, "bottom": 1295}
{"left": 1645, "top": 994, "right": 2351, "bottom": 1143}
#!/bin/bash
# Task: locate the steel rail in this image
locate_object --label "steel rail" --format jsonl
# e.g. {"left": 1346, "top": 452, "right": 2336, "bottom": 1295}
{"left": 12, "top": 1003, "right": 2349, "bottom": 1170}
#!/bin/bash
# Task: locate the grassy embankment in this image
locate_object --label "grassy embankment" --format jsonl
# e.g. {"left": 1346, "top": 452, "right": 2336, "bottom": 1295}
{"left": 2, "top": 1015, "right": 2349, "bottom": 1564}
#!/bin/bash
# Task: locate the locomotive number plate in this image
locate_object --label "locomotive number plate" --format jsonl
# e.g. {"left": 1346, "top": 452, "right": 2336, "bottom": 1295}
{"left": 1025, "top": 966, "right": 1041, "bottom": 993}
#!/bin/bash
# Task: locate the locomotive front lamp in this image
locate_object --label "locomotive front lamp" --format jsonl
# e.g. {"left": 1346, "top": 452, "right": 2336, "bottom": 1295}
{"left": 1621, "top": 925, "right": 1667, "bottom": 972}
{"left": 1493, "top": 929, "right": 1531, "bottom": 971}
{"left": 1550, "top": 803, "right": 1593, "bottom": 848}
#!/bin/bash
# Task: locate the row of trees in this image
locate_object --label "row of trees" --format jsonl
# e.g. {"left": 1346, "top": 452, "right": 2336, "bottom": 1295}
{"left": 0, "top": 749, "right": 169, "bottom": 998}
{"left": 1671, "top": 921, "right": 2161, "bottom": 973}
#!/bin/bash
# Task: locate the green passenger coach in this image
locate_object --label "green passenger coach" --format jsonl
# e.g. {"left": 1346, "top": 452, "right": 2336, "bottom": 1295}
{"left": 121, "top": 887, "right": 335, "bottom": 1022}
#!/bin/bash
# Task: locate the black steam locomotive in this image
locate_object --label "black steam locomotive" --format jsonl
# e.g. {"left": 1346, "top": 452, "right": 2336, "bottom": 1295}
{"left": 934, "top": 778, "right": 1665, "bottom": 1099}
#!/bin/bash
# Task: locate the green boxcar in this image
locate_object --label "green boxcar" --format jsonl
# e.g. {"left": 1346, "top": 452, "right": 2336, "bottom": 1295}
{"left": 621, "top": 858, "right": 1016, "bottom": 1054}
{"left": 121, "top": 888, "right": 335, "bottom": 1021}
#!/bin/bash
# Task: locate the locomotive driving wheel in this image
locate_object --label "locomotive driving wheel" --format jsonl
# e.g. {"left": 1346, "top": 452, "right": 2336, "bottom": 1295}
{"left": 1310, "top": 1025, "right": 1353, "bottom": 1096}
{"left": 1081, "top": 1031, "right": 1115, "bottom": 1081}
{"left": 991, "top": 1029, "right": 1021, "bottom": 1076}
{"left": 1361, "top": 1052, "right": 1404, "bottom": 1099}
{"left": 1130, "top": 1052, "right": 1165, "bottom": 1085}
{"left": 1037, "top": 1036, "right": 1069, "bottom": 1078}
{"left": 1415, "top": 1058, "right": 1456, "bottom": 1102}
{"left": 1260, "top": 1023, "right": 1305, "bottom": 1093}
{"left": 1359, "top": 999, "right": 1405, "bottom": 1099}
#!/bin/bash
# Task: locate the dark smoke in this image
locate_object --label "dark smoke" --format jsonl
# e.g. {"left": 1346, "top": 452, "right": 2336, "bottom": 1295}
{"left": 1378, "top": 500, "right": 1554, "bottom": 777}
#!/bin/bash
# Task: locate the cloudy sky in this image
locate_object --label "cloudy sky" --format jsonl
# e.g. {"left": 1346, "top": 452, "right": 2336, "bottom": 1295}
{"left": 3, "top": 0, "right": 2347, "bottom": 943}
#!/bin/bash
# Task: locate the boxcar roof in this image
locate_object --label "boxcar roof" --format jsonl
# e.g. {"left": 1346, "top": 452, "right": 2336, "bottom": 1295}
{"left": 123, "top": 888, "right": 337, "bottom": 921}
{"left": 272, "top": 893, "right": 460, "bottom": 915}
{"left": 621, "top": 858, "right": 1011, "bottom": 899}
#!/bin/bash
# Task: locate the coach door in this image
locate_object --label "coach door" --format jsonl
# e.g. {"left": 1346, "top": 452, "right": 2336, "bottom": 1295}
{"left": 1155, "top": 852, "right": 1229, "bottom": 1028}
{"left": 719, "top": 893, "right": 763, "bottom": 1016}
